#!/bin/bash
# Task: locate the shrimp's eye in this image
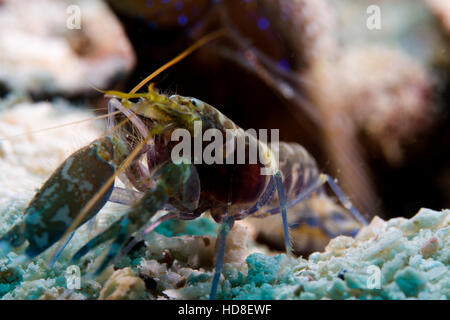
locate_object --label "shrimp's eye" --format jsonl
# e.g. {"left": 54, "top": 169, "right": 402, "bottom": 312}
{"left": 190, "top": 99, "right": 198, "bottom": 107}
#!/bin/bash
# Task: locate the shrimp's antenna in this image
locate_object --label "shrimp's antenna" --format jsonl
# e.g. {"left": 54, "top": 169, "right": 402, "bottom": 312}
{"left": 100, "top": 29, "right": 228, "bottom": 141}
{"left": 129, "top": 28, "right": 227, "bottom": 94}
{"left": 54, "top": 29, "right": 227, "bottom": 255}
{"left": 3, "top": 30, "right": 226, "bottom": 143}
{"left": 0, "top": 111, "right": 121, "bottom": 141}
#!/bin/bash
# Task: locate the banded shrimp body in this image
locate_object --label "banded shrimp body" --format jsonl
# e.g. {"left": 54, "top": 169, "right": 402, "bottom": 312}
{"left": 0, "top": 31, "right": 368, "bottom": 300}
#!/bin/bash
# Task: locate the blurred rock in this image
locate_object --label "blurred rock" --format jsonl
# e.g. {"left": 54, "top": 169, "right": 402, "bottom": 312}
{"left": 0, "top": 0, "right": 135, "bottom": 97}
{"left": 426, "top": 0, "right": 450, "bottom": 33}
{"left": 108, "top": 0, "right": 212, "bottom": 30}
{"left": 331, "top": 46, "right": 433, "bottom": 166}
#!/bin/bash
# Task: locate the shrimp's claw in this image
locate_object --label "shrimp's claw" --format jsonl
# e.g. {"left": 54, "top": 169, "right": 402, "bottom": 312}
{"left": 0, "top": 223, "right": 27, "bottom": 259}
{"left": 71, "top": 217, "right": 124, "bottom": 263}
{"left": 71, "top": 215, "right": 131, "bottom": 276}
{"left": 0, "top": 137, "right": 116, "bottom": 261}
{"left": 73, "top": 162, "right": 200, "bottom": 275}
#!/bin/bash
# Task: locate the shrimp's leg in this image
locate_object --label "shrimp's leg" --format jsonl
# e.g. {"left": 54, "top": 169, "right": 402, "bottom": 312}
{"left": 116, "top": 212, "right": 177, "bottom": 261}
{"left": 274, "top": 171, "right": 292, "bottom": 256}
{"left": 48, "top": 211, "right": 99, "bottom": 266}
{"left": 264, "top": 176, "right": 326, "bottom": 215}
{"left": 324, "top": 175, "right": 368, "bottom": 226}
{"left": 72, "top": 162, "right": 200, "bottom": 275}
{"left": 109, "top": 187, "right": 143, "bottom": 205}
{"left": 71, "top": 185, "right": 169, "bottom": 275}
{"left": 267, "top": 174, "right": 368, "bottom": 226}
{"left": 210, "top": 216, "right": 235, "bottom": 300}
{"left": 87, "top": 216, "right": 96, "bottom": 230}
{"left": 48, "top": 231, "right": 74, "bottom": 267}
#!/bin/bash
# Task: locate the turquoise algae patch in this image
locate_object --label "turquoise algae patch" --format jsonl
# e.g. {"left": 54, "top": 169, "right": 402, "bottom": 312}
{"left": 155, "top": 216, "right": 218, "bottom": 237}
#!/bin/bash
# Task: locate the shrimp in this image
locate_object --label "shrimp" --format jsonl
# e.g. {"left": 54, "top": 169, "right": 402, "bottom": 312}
{"left": 0, "top": 30, "right": 367, "bottom": 300}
